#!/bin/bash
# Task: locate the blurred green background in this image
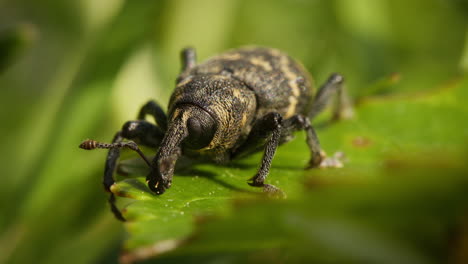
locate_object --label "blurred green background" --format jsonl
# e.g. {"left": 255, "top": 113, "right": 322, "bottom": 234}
{"left": 0, "top": 0, "right": 467, "bottom": 263}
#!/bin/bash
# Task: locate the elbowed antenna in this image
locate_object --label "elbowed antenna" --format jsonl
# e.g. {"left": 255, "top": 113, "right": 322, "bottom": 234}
{"left": 79, "top": 139, "right": 152, "bottom": 168}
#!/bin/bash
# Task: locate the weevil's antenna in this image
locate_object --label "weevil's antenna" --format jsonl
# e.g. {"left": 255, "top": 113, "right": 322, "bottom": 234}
{"left": 79, "top": 139, "right": 152, "bottom": 168}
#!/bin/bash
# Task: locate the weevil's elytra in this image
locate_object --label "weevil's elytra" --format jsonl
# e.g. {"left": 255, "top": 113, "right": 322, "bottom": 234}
{"left": 186, "top": 47, "right": 313, "bottom": 120}
{"left": 79, "top": 46, "right": 353, "bottom": 220}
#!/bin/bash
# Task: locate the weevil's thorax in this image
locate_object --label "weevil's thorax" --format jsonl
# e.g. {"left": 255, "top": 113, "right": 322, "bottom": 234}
{"left": 168, "top": 74, "right": 257, "bottom": 162}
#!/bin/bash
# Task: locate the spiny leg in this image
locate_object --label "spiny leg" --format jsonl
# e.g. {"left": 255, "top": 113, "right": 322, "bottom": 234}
{"left": 138, "top": 100, "right": 168, "bottom": 132}
{"left": 309, "top": 73, "right": 354, "bottom": 121}
{"left": 240, "top": 112, "right": 284, "bottom": 196}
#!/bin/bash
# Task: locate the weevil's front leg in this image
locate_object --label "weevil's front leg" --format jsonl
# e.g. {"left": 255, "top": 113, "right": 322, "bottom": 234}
{"left": 80, "top": 121, "right": 164, "bottom": 221}
{"left": 103, "top": 102, "right": 167, "bottom": 190}
{"left": 121, "top": 120, "right": 165, "bottom": 148}
{"left": 282, "top": 114, "right": 344, "bottom": 168}
{"left": 91, "top": 121, "right": 164, "bottom": 191}
{"left": 138, "top": 100, "right": 168, "bottom": 131}
{"left": 240, "top": 112, "right": 284, "bottom": 196}
{"left": 102, "top": 132, "right": 125, "bottom": 191}
{"left": 102, "top": 131, "right": 126, "bottom": 221}
{"left": 309, "top": 73, "right": 354, "bottom": 121}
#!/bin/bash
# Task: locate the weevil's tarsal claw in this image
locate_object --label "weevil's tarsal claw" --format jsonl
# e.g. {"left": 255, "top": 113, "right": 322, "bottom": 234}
{"left": 247, "top": 175, "right": 263, "bottom": 187}
{"left": 307, "top": 150, "right": 326, "bottom": 168}
{"left": 308, "top": 151, "right": 346, "bottom": 169}
{"left": 248, "top": 179, "right": 286, "bottom": 198}
{"left": 262, "top": 184, "right": 287, "bottom": 199}
{"left": 319, "top": 151, "right": 346, "bottom": 168}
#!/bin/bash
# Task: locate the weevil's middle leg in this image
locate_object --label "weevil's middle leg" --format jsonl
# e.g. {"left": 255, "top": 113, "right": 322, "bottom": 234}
{"left": 283, "top": 114, "right": 344, "bottom": 169}
{"left": 121, "top": 120, "right": 165, "bottom": 148}
{"left": 138, "top": 100, "right": 168, "bottom": 131}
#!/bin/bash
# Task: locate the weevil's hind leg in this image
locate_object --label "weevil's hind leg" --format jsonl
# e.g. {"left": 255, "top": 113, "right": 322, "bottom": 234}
{"left": 282, "top": 115, "right": 344, "bottom": 169}
{"left": 138, "top": 100, "right": 168, "bottom": 132}
{"left": 309, "top": 73, "right": 354, "bottom": 121}
{"left": 108, "top": 193, "right": 125, "bottom": 221}
{"left": 180, "top": 47, "right": 197, "bottom": 73}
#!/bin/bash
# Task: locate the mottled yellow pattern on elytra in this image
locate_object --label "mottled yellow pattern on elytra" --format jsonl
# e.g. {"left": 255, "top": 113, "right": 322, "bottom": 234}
{"left": 269, "top": 48, "right": 281, "bottom": 57}
{"left": 177, "top": 76, "right": 193, "bottom": 87}
{"left": 232, "top": 88, "right": 241, "bottom": 97}
{"left": 279, "top": 56, "right": 300, "bottom": 97}
{"left": 250, "top": 57, "right": 273, "bottom": 71}
{"left": 285, "top": 96, "right": 298, "bottom": 118}
{"left": 241, "top": 112, "right": 248, "bottom": 126}
{"left": 219, "top": 53, "right": 241, "bottom": 60}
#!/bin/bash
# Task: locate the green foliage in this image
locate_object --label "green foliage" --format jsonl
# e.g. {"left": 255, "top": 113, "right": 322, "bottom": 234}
{"left": 0, "top": 24, "right": 36, "bottom": 73}
{"left": 0, "top": 0, "right": 467, "bottom": 263}
{"left": 113, "top": 78, "right": 468, "bottom": 263}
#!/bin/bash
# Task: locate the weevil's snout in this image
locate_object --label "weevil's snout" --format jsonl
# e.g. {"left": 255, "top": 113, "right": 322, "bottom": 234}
{"left": 147, "top": 156, "right": 176, "bottom": 194}
{"left": 148, "top": 144, "right": 182, "bottom": 194}
{"left": 146, "top": 107, "right": 188, "bottom": 194}
{"left": 147, "top": 105, "right": 217, "bottom": 194}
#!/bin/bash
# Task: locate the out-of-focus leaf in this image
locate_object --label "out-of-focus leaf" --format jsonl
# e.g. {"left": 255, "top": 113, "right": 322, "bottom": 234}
{"left": 0, "top": 24, "right": 36, "bottom": 72}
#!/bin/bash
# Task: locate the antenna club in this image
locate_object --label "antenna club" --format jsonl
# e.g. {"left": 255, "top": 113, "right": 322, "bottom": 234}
{"left": 79, "top": 139, "right": 97, "bottom": 150}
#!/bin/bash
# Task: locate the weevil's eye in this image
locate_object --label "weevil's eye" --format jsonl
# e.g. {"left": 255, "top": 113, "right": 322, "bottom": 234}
{"left": 187, "top": 117, "right": 202, "bottom": 138}
{"left": 185, "top": 112, "right": 216, "bottom": 149}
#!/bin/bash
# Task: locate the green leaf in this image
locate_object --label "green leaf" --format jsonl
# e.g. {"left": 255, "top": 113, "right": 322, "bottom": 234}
{"left": 112, "top": 77, "right": 468, "bottom": 262}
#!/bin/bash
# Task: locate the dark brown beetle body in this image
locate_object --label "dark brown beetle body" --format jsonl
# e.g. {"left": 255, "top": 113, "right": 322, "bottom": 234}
{"left": 172, "top": 47, "right": 313, "bottom": 162}
{"left": 80, "top": 46, "right": 352, "bottom": 220}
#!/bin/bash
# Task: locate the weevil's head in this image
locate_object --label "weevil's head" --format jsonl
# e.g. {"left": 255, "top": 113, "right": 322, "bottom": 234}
{"left": 169, "top": 74, "right": 256, "bottom": 151}
{"left": 147, "top": 74, "right": 256, "bottom": 194}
